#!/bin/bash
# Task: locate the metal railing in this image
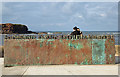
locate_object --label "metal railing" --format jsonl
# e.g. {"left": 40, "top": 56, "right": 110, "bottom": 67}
{"left": 4, "top": 34, "right": 114, "bottom": 39}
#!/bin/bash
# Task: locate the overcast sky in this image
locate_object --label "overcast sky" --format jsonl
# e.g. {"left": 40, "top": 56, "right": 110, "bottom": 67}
{"left": 2, "top": 2, "right": 118, "bottom": 31}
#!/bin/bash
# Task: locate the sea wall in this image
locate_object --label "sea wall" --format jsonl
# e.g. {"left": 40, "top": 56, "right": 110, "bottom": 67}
{"left": 4, "top": 36, "right": 115, "bottom": 66}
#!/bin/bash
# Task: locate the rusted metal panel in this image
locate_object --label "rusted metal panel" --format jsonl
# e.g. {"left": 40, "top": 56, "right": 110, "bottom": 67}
{"left": 4, "top": 39, "right": 115, "bottom": 66}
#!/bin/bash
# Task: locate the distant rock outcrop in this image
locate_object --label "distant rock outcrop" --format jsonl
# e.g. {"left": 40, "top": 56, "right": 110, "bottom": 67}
{"left": 0, "top": 23, "right": 37, "bottom": 34}
{"left": 38, "top": 32, "right": 47, "bottom": 34}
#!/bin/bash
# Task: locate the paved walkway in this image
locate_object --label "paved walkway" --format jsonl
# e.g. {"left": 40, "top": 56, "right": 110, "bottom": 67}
{"left": 3, "top": 65, "right": 119, "bottom": 75}
{"left": 0, "top": 58, "right": 118, "bottom": 75}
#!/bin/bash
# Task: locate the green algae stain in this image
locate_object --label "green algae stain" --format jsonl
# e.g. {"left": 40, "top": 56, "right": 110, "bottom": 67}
{"left": 46, "top": 42, "right": 49, "bottom": 45}
{"left": 46, "top": 41, "right": 53, "bottom": 46}
{"left": 47, "top": 39, "right": 55, "bottom": 42}
{"left": 68, "top": 43, "right": 72, "bottom": 47}
{"left": 84, "top": 59, "right": 88, "bottom": 65}
{"left": 74, "top": 62, "right": 78, "bottom": 65}
{"left": 37, "top": 57, "right": 40, "bottom": 60}
{"left": 59, "top": 40, "right": 63, "bottom": 43}
{"left": 68, "top": 43, "right": 72, "bottom": 50}
{"left": 109, "top": 54, "right": 112, "bottom": 58}
{"left": 77, "top": 43, "right": 83, "bottom": 50}
{"left": 92, "top": 39, "right": 106, "bottom": 64}
{"left": 80, "top": 62, "right": 84, "bottom": 65}
{"left": 40, "top": 39, "right": 45, "bottom": 42}
{"left": 80, "top": 59, "right": 88, "bottom": 65}
{"left": 68, "top": 42, "right": 83, "bottom": 50}
{"left": 65, "top": 54, "right": 68, "bottom": 57}
{"left": 40, "top": 43, "right": 43, "bottom": 47}
{"left": 53, "top": 45, "right": 56, "bottom": 48}
{"left": 50, "top": 42, "right": 53, "bottom": 44}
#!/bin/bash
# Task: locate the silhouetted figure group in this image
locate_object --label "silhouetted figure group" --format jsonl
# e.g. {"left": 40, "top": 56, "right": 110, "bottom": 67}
{"left": 70, "top": 26, "right": 83, "bottom": 36}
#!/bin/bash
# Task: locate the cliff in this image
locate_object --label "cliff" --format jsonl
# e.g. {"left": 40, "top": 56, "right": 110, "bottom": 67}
{"left": 0, "top": 23, "right": 37, "bottom": 34}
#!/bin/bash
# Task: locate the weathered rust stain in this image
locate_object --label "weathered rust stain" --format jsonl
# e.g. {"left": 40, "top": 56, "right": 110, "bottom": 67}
{"left": 105, "top": 39, "right": 115, "bottom": 64}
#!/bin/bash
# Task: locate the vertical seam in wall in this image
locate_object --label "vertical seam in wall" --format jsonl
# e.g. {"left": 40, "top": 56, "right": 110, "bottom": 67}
{"left": 104, "top": 39, "right": 106, "bottom": 64}
{"left": 91, "top": 39, "right": 93, "bottom": 64}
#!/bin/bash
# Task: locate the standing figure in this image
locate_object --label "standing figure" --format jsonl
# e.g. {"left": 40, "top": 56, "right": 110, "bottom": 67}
{"left": 76, "top": 28, "right": 83, "bottom": 37}
{"left": 70, "top": 26, "right": 83, "bottom": 36}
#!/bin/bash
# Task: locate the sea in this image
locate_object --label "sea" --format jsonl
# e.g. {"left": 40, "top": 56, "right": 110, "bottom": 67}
{"left": 0, "top": 31, "right": 120, "bottom": 45}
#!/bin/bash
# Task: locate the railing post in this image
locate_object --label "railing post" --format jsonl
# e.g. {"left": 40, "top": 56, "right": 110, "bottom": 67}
{"left": 76, "top": 35, "right": 78, "bottom": 39}
{"left": 111, "top": 35, "right": 114, "bottom": 39}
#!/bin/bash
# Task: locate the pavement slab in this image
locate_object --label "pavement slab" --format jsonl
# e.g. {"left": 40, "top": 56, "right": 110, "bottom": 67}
{"left": 63, "top": 65, "right": 118, "bottom": 75}
{"left": 2, "top": 66, "right": 29, "bottom": 75}
{"left": 2, "top": 65, "right": 118, "bottom": 75}
{"left": 24, "top": 65, "right": 73, "bottom": 75}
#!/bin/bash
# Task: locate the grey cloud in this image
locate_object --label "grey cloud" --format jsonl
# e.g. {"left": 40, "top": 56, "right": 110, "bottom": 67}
{"left": 2, "top": 2, "right": 118, "bottom": 31}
